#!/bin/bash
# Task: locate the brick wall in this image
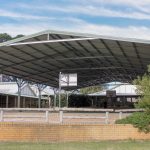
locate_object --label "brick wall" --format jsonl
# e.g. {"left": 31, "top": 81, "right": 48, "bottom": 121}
{"left": 0, "top": 122, "right": 149, "bottom": 142}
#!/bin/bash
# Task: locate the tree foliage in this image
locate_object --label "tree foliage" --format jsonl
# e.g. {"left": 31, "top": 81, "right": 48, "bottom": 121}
{"left": 116, "top": 65, "right": 150, "bottom": 133}
{"left": 80, "top": 86, "right": 102, "bottom": 94}
{"left": 133, "top": 65, "right": 150, "bottom": 112}
{"left": 0, "top": 33, "right": 12, "bottom": 43}
{"left": 0, "top": 33, "right": 24, "bottom": 43}
{"left": 13, "top": 34, "right": 24, "bottom": 39}
{"left": 116, "top": 112, "right": 150, "bottom": 133}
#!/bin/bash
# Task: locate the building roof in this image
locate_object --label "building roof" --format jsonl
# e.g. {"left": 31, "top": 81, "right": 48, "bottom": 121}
{"left": 89, "top": 84, "right": 139, "bottom": 96}
{"left": 0, "top": 82, "right": 54, "bottom": 98}
{"left": 0, "top": 82, "right": 36, "bottom": 97}
{"left": 0, "top": 30, "right": 150, "bottom": 89}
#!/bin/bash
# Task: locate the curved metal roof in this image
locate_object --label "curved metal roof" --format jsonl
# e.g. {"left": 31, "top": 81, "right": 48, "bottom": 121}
{"left": 0, "top": 30, "right": 150, "bottom": 89}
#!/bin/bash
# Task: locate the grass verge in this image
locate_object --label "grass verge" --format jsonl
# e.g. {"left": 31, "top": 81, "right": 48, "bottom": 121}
{"left": 0, "top": 140, "right": 149, "bottom": 150}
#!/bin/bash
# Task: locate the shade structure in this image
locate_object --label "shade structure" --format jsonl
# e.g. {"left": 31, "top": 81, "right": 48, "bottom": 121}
{"left": 0, "top": 30, "right": 150, "bottom": 89}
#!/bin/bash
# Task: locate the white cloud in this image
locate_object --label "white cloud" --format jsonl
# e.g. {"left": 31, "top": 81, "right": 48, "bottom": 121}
{"left": 0, "top": 24, "right": 47, "bottom": 36}
{"left": 72, "top": 0, "right": 150, "bottom": 8}
{"left": 0, "top": 9, "right": 49, "bottom": 20}
{"left": 0, "top": 17, "right": 87, "bottom": 36}
{"left": 18, "top": 3, "right": 150, "bottom": 20}
{"left": 76, "top": 24, "right": 150, "bottom": 40}
{"left": 1, "top": 19, "right": 150, "bottom": 40}
{"left": 93, "top": 0, "right": 150, "bottom": 13}
{"left": 73, "top": 0, "right": 150, "bottom": 14}
{"left": 1, "top": 1, "right": 150, "bottom": 39}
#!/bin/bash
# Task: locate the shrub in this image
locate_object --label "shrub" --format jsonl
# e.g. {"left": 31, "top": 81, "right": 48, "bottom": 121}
{"left": 133, "top": 65, "right": 150, "bottom": 112}
{"left": 115, "top": 112, "right": 150, "bottom": 133}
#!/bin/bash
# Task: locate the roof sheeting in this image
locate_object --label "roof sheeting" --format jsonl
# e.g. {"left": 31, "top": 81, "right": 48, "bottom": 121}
{"left": 0, "top": 82, "right": 36, "bottom": 97}
{"left": 0, "top": 82, "right": 54, "bottom": 97}
{"left": 0, "top": 30, "right": 150, "bottom": 89}
{"left": 89, "top": 84, "right": 138, "bottom": 96}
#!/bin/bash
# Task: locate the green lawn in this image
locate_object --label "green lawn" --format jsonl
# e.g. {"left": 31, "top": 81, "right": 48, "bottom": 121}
{"left": 0, "top": 140, "right": 149, "bottom": 150}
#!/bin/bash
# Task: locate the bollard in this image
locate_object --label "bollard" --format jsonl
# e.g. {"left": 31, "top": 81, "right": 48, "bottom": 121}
{"left": 0, "top": 110, "right": 4, "bottom": 122}
{"left": 45, "top": 110, "right": 49, "bottom": 123}
{"left": 105, "top": 112, "right": 109, "bottom": 124}
{"left": 59, "top": 111, "right": 63, "bottom": 123}
{"left": 119, "top": 112, "right": 122, "bottom": 119}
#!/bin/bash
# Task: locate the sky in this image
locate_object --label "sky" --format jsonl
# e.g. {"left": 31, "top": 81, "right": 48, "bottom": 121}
{"left": 1, "top": 0, "right": 150, "bottom": 39}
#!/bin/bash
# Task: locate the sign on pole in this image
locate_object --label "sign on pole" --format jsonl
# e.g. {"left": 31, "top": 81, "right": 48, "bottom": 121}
{"left": 58, "top": 72, "right": 77, "bottom": 108}
{"left": 60, "top": 73, "right": 77, "bottom": 87}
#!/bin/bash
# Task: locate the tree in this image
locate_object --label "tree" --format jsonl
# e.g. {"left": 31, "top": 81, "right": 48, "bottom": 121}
{"left": 36, "top": 83, "right": 47, "bottom": 108}
{"left": 133, "top": 65, "right": 150, "bottom": 112}
{"left": 0, "top": 33, "right": 24, "bottom": 43}
{"left": 116, "top": 65, "right": 150, "bottom": 133}
{"left": 80, "top": 86, "right": 102, "bottom": 94}
{"left": 0, "top": 33, "right": 12, "bottom": 43}
{"left": 13, "top": 34, "right": 24, "bottom": 39}
{"left": 8, "top": 76, "right": 26, "bottom": 108}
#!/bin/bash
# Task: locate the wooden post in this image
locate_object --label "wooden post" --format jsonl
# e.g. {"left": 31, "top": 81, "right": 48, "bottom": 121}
{"left": 66, "top": 91, "right": 69, "bottom": 108}
{"left": 48, "top": 96, "right": 51, "bottom": 108}
{"left": 45, "top": 110, "right": 49, "bottom": 122}
{"left": 54, "top": 93, "right": 56, "bottom": 108}
{"left": 30, "top": 98, "right": 32, "bottom": 108}
{"left": 59, "top": 111, "right": 63, "bottom": 123}
{"left": 0, "top": 110, "right": 3, "bottom": 122}
{"left": 23, "top": 97, "right": 25, "bottom": 108}
{"left": 38, "top": 90, "right": 41, "bottom": 108}
{"left": 59, "top": 72, "right": 61, "bottom": 109}
{"left": 15, "top": 97, "right": 17, "bottom": 108}
{"left": 91, "top": 98, "right": 94, "bottom": 107}
{"left": 119, "top": 112, "right": 122, "bottom": 119}
{"left": 6, "top": 95, "right": 8, "bottom": 108}
{"left": 105, "top": 112, "right": 109, "bottom": 124}
{"left": 17, "top": 85, "right": 21, "bottom": 108}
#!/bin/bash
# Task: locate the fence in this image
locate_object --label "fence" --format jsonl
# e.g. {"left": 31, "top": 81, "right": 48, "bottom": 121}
{"left": 60, "top": 111, "right": 109, "bottom": 124}
{"left": 0, "top": 108, "right": 50, "bottom": 123}
{"left": 115, "top": 109, "right": 144, "bottom": 119}
{"left": 0, "top": 108, "right": 143, "bottom": 124}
